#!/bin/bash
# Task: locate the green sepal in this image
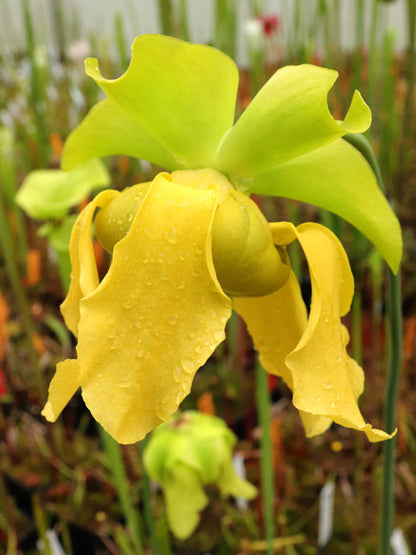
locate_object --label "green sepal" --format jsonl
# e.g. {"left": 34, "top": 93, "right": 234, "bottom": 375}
{"left": 245, "top": 138, "right": 402, "bottom": 273}
{"left": 216, "top": 65, "right": 371, "bottom": 178}
{"left": 76, "top": 34, "right": 238, "bottom": 170}
{"left": 61, "top": 99, "right": 179, "bottom": 171}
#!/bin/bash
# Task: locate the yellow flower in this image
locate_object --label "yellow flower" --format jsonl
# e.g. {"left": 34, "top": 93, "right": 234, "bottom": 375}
{"left": 42, "top": 168, "right": 394, "bottom": 444}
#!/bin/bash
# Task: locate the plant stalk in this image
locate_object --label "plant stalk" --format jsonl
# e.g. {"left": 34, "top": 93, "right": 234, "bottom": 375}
{"left": 255, "top": 362, "right": 275, "bottom": 555}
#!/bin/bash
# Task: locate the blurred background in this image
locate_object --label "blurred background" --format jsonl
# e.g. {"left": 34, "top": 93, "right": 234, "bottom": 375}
{"left": 1, "top": 1, "right": 416, "bottom": 554}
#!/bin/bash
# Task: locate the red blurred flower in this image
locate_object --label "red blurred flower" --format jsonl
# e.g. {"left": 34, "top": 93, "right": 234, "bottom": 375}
{"left": 258, "top": 13, "right": 280, "bottom": 36}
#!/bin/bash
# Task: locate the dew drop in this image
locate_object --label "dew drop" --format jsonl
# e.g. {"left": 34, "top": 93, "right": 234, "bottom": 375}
{"left": 118, "top": 381, "right": 132, "bottom": 389}
{"left": 324, "top": 317, "right": 329, "bottom": 323}
{"left": 145, "top": 273, "right": 153, "bottom": 286}
{"left": 144, "top": 228, "right": 153, "bottom": 238}
{"left": 178, "top": 249, "right": 186, "bottom": 261}
{"left": 336, "top": 355, "right": 342, "bottom": 363}
{"left": 157, "top": 253, "right": 164, "bottom": 264}
{"left": 181, "top": 359, "right": 194, "bottom": 373}
{"left": 176, "top": 281, "right": 185, "bottom": 290}
{"left": 122, "top": 300, "right": 132, "bottom": 309}
{"left": 97, "top": 372, "right": 102, "bottom": 378}
{"left": 173, "top": 366, "right": 183, "bottom": 382}
{"left": 126, "top": 212, "right": 133, "bottom": 222}
{"left": 330, "top": 401, "right": 336, "bottom": 408}
{"left": 188, "top": 330, "right": 196, "bottom": 339}
{"left": 191, "top": 269, "right": 201, "bottom": 278}
{"left": 214, "top": 331, "right": 224, "bottom": 342}
{"left": 322, "top": 381, "right": 333, "bottom": 390}
{"left": 194, "top": 345, "right": 203, "bottom": 354}
{"left": 166, "top": 315, "right": 178, "bottom": 325}
{"left": 160, "top": 273, "right": 169, "bottom": 280}
{"left": 164, "top": 227, "right": 177, "bottom": 244}
{"left": 136, "top": 350, "right": 144, "bottom": 359}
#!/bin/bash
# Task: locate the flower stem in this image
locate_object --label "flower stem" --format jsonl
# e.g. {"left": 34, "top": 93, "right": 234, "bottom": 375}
{"left": 380, "top": 268, "right": 402, "bottom": 555}
{"left": 255, "top": 361, "right": 275, "bottom": 555}
{"left": 342, "top": 133, "right": 403, "bottom": 555}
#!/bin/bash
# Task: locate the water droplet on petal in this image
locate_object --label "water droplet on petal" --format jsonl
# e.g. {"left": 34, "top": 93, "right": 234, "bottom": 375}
{"left": 181, "top": 359, "right": 194, "bottom": 373}
{"left": 136, "top": 350, "right": 144, "bottom": 359}
{"left": 178, "top": 249, "right": 186, "bottom": 261}
{"left": 324, "top": 317, "right": 329, "bottom": 323}
{"left": 322, "top": 381, "right": 333, "bottom": 390}
{"left": 194, "top": 345, "right": 203, "bottom": 354}
{"left": 191, "top": 269, "right": 201, "bottom": 278}
{"left": 173, "top": 366, "right": 183, "bottom": 382}
{"left": 160, "top": 273, "right": 169, "bottom": 281}
{"left": 118, "top": 382, "right": 132, "bottom": 389}
{"left": 330, "top": 401, "right": 336, "bottom": 408}
{"left": 214, "top": 331, "right": 224, "bottom": 342}
{"left": 176, "top": 281, "right": 185, "bottom": 290}
{"left": 145, "top": 274, "right": 153, "bottom": 286}
{"left": 164, "top": 227, "right": 177, "bottom": 244}
{"left": 336, "top": 355, "right": 342, "bottom": 363}
{"left": 189, "top": 330, "right": 196, "bottom": 339}
{"left": 166, "top": 315, "right": 178, "bottom": 325}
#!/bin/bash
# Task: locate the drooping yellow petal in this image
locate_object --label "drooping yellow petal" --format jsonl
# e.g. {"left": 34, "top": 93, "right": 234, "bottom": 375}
{"left": 279, "top": 222, "right": 394, "bottom": 442}
{"left": 76, "top": 173, "right": 232, "bottom": 443}
{"left": 233, "top": 270, "right": 331, "bottom": 435}
{"left": 61, "top": 189, "right": 118, "bottom": 335}
{"left": 41, "top": 359, "right": 80, "bottom": 422}
{"left": 233, "top": 271, "right": 306, "bottom": 388}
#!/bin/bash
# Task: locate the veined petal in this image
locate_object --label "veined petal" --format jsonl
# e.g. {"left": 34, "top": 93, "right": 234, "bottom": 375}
{"left": 216, "top": 65, "right": 371, "bottom": 178}
{"left": 41, "top": 359, "right": 80, "bottom": 421}
{"left": 62, "top": 99, "right": 179, "bottom": 171}
{"left": 281, "top": 222, "right": 394, "bottom": 442}
{"left": 84, "top": 35, "right": 238, "bottom": 169}
{"left": 76, "top": 173, "right": 232, "bottom": 443}
{"left": 61, "top": 189, "right": 118, "bottom": 335}
{"left": 249, "top": 138, "right": 402, "bottom": 273}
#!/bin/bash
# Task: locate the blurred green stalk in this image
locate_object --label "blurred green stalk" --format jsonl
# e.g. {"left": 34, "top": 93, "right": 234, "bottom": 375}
{"left": 215, "top": 0, "right": 237, "bottom": 59}
{"left": 21, "top": 0, "right": 49, "bottom": 168}
{"left": 115, "top": 13, "right": 129, "bottom": 69}
{"left": 398, "top": 0, "right": 416, "bottom": 176}
{"left": 99, "top": 427, "right": 144, "bottom": 554}
{"left": 255, "top": 362, "right": 275, "bottom": 555}
{"left": 158, "top": 0, "right": 173, "bottom": 36}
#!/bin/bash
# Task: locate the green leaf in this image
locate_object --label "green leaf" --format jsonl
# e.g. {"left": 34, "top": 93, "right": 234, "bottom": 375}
{"left": 81, "top": 34, "right": 238, "bottom": 170}
{"left": 162, "top": 463, "right": 208, "bottom": 539}
{"left": 16, "top": 159, "right": 110, "bottom": 220}
{"left": 246, "top": 138, "right": 402, "bottom": 273}
{"left": 216, "top": 65, "right": 371, "bottom": 178}
{"left": 62, "top": 99, "right": 179, "bottom": 171}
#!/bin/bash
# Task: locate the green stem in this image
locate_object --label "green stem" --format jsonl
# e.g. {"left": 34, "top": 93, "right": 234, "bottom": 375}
{"left": 139, "top": 436, "right": 164, "bottom": 553}
{"left": 380, "top": 269, "right": 402, "bottom": 555}
{"left": 99, "top": 426, "right": 144, "bottom": 554}
{"left": 255, "top": 362, "right": 275, "bottom": 555}
{"left": 22, "top": 0, "right": 49, "bottom": 168}
{"left": 342, "top": 133, "right": 403, "bottom": 555}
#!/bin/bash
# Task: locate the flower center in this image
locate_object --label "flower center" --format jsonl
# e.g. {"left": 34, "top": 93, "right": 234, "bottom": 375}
{"left": 94, "top": 170, "right": 290, "bottom": 297}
